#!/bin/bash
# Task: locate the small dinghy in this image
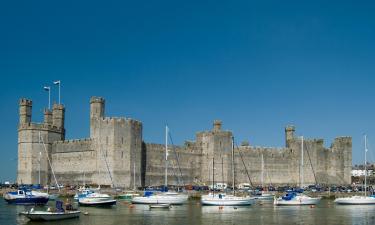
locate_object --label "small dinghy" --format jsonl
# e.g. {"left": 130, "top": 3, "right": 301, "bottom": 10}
{"left": 78, "top": 193, "right": 117, "bottom": 206}
{"left": 149, "top": 203, "right": 171, "bottom": 209}
{"left": 20, "top": 200, "right": 80, "bottom": 221}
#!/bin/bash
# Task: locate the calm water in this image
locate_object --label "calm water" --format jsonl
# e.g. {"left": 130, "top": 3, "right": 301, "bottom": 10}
{"left": 1, "top": 198, "right": 375, "bottom": 225}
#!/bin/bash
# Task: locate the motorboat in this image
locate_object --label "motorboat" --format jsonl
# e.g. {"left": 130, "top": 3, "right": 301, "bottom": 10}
{"left": 132, "top": 191, "right": 188, "bottom": 205}
{"left": 3, "top": 189, "right": 49, "bottom": 205}
{"left": 274, "top": 192, "right": 321, "bottom": 206}
{"left": 74, "top": 188, "right": 96, "bottom": 200}
{"left": 78, "top": 192, "right": 116, "bottom": 206}
{"left": 201, "top": 193, "right": 254, "bottom": 206}
{"left": 20, "top": 200, "right": 80, "bottom": 221}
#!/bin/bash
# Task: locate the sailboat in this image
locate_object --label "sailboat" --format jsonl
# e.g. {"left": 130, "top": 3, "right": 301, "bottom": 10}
{"left": 132, "top": 126, "right": 188, "bottom": 205}
{"left": 256, "top": 154, "right": 274, "bottom": 200}
{"left": 334, "top": 135, "right": 375, "bottom": 205}
{"left": 201, "top": 137, "right": 254, "bottom": 206}
{"left": 274, "top": 136, "right": 321, "bottom": 206}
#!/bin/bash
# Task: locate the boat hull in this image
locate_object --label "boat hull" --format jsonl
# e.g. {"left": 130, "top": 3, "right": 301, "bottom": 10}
{"left": 132, "top": 195, "right": 188, "bottom": 205}
{"left": 78, "top": 199, "right": 117, "bottom": 206}
{"left": 4, "top": 197, "right": 49, "bottom": 205}
{"left": 201, "top": 195, "right": 254, "bottom": 206}
{"left": 274, "top": 197, "right": 321, "bottom": 205}
{"left": 334, "top": 196, "right": 375, "bottom": 205}
{"left": 20, "top": 211, "right": 80, "bottom": 221}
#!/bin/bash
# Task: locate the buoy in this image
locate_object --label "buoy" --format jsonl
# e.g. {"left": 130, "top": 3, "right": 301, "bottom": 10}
{"left": 233, "top": 207, "right": 238, "bottom": 210}
{"left": 310, "top": 205, "right": 315, "bottom": 208}
{"left": 84, "top": 212, "right": 89, "bottom": 215}
{"left": 129, "top": 204, "right": 135, "bottom": 208}
{"left": 219, "top": 206, "right": 223, "bottom": 210}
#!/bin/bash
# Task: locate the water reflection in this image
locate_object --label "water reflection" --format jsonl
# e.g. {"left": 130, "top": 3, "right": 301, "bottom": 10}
{"left": 2, "top": 198, "right": 375, "bottom": 225}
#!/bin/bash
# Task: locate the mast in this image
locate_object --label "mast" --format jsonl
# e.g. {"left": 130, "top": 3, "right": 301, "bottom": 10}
{"left": 213, "top": 157, "right": 215, "bottom": 196}
{"left": 232, "top": 136, "right": 235, "bottom": 196}
{"left": 221, "top": 156, "right": 224, "bottom": 192}
{"left": 301, "top": 136, "right": 304, "bottom": 188}
{"left": 261, "top": 153, "right": 264, "bottom": 188}
{"left": 38, "top": 132, "right": 41, "bottom": 185}
{"left": 365, "top": 135, "right": 368, "bottom": 197}
{"left": 133, "top": 162, "right": 136, "bottom": 191}
{"left": 165, "top": 125, "right": 168, "bottom": 189}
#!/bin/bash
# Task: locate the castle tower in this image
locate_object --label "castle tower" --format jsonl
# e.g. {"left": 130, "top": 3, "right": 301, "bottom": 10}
{"left": 19, "top": 99, "right": 32, "bottom": 124}
{"left": 44, "top": 109, "right": 52, "bottom": 125}
{"left": 285, "top": 125, "right": 295, "bottom": 147}
{"left": 197, "top": 120, "right": 232, "bottom": 186}
{"left": 17, "top": 99, "right": 65, "bottom": 185}
{"left": 90, "top": 97, "right": 105, "bottom": 138}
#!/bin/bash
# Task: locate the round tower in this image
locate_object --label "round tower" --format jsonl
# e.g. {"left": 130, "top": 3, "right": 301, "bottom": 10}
{"left": 19, "top": 98, "right": 32, "bottom": 124}
{"left": 285, "top": 125, "right": 295, "bottom": 147}
{"left": 90, "top": 97, "right": 105, "bottom": 120}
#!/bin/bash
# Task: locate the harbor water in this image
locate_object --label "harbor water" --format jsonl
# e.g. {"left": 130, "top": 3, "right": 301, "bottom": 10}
{"left": 1, "top": 198, "right": 375, "bottom": 225}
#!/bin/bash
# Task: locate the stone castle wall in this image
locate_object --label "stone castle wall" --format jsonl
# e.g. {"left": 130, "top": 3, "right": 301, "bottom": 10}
{"left": 17, "top": 97, "right": 352, "bottom": 188}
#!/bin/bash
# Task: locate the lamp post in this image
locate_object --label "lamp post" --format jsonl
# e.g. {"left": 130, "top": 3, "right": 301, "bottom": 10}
{"left": 53, "top": 80, "right": 61, "bottom": 104}
{"left": 43, "top": 86, "right": 51, "bottom": 109}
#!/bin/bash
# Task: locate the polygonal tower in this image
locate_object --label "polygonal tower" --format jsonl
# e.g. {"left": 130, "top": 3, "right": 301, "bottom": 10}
{"left": 17, "top": 99, "right": 65, "bottom": 185}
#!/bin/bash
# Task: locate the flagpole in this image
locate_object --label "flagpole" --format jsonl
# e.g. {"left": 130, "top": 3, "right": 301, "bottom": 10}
{"left": 53, "top": 80, "right": 61, "bottom": 104}
{"left": 44, "top": 86, "right": 51, "bottom": 110}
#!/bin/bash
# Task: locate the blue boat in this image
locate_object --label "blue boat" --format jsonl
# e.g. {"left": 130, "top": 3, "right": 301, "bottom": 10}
{"left": 3, "top": 189, "right": 49, "bottom": 205}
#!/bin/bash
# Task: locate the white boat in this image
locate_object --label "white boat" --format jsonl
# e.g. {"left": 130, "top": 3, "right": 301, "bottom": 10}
{"left": 20, "top": 200, "right": 80, "bottom": 221}
{"left": 132, "top": 126, "right": 187, "bottom": 205}
{"left": 132, "top": 191, "right": 188, "bottom": 205}
{"left": 201, "top": 137, "right": 254, "bottom": 206}
{"left": 78, "top": 192, "right": 117, "bottom": 206}
{"left": 274, "top": 136, "right": 321, "bottom": 206}
{"left": 334, "top": 196, "right": 375, "bottom": 205}
{"left": 149, "top": 203, "right": 171, "bottom": 209}
{"left": 201, "top": 193, "right": 254, "bottom": 206}
{"left": 74, "top": 188, "right": 96, "bottom": 200}
{"left": 274, "top": 192, "right": 321, "bottom": 205}
{"left": 20, "top": 209, "right": 80, "bottom": 221}
{"left": 334, "top": 135, "right": 375, "bottom": 205}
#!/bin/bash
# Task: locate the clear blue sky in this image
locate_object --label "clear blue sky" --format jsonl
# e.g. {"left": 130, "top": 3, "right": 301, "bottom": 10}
{"left": 1, "top": 0, "right": 375, "bottom": 181}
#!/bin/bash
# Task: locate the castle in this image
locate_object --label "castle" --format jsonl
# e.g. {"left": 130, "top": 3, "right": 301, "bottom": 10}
{"left": 17, "top": 97, "right": 352, "bottom": 188}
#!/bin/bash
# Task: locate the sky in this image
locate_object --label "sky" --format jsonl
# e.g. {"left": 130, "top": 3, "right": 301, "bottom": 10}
{"left": 1, "top": 0, "right": 375, "bottom": 181}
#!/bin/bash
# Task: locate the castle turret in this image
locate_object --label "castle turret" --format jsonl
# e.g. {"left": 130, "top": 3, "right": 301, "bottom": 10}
{"left": 19, "top": 99, "right": 32, "bottom": 124}
{"left": 213, "top": 120, "right": 222, "bottom": 132}
{"left": 90, "top": 97, "right": 105, "bottom": 120}
{"left": 44, "top": 109, "right": 52, "bottom": 125}
{"left": 285, "top": 125, "right": 295, "bottom": 147}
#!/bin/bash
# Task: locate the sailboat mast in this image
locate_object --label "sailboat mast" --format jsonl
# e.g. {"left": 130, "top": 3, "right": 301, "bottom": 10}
{"left": 365, "top": 135, "right": 368, "bottom": 197}
{"left": 133, "top": 162, "right": 136, "bottom": 191}
{"left": 38, "top": 132, "right": 41, "bottom": 185}
{"left": 165, "top": 125, "right": 168, "bottom": 188}
{"left": 261, "top": 153, "right": 264, "bottom": 188}
{"left": 232, "top": 136, "right": 235, "bottom": 196}
{"left": 301, "top": 136, "right": 304, "bottom": 188}
{"left": 213, "top": 157, "right": 215, "bottom": 196}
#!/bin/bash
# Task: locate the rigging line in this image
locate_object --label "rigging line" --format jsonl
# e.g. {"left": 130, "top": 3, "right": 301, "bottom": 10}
{"left": 168, "top": 132, "right": 184, "bottom": 186}
{"left": 304, "top": 141, "right": 318, "bottom": 185}
{"left": 235, "top": 142, "right": 253, "bottom": 187}
{"left": 102, "top": 150, "right": 115, "bottom": 188}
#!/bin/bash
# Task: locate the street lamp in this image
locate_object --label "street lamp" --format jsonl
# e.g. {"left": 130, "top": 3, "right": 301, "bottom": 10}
{"left": 43, "top": 86, "right": 51, "bottom": 109}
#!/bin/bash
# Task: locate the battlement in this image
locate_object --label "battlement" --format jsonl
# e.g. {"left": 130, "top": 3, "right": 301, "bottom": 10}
{"left": 90, "top": 96, "right": 105, "bottom": 104}
{"left": 19, "top": 98, "right": 32, "bottom": 106}
{"left": 18, "top": 122, "right": 63, "bottom": 133}
{"left": 100, "top": 117, "right": 142, "bottom": 125}
{"left": 53, "top": 138, "right": 93, "bottom": 154}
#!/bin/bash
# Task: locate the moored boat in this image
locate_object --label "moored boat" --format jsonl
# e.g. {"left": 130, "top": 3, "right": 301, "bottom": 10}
{"left": 132, "top": 191, "right": 188, "bottom": 205}
{"left": 274, "top": 192, "right": 321, "bottom": 206}
{"left": 78, "top": 192, "right": 117, "bottom": 206}
{"left": 149, "top": 203, "right": 171, "bottom": 209}
{"left": 3, "top": 189, "right": 49, "bottom": 205}
{"left": 20, "top": 200, "right": 80, "bottom": 221}
{"left": 201, "top": 193, "right": 254, "bottom": 206}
